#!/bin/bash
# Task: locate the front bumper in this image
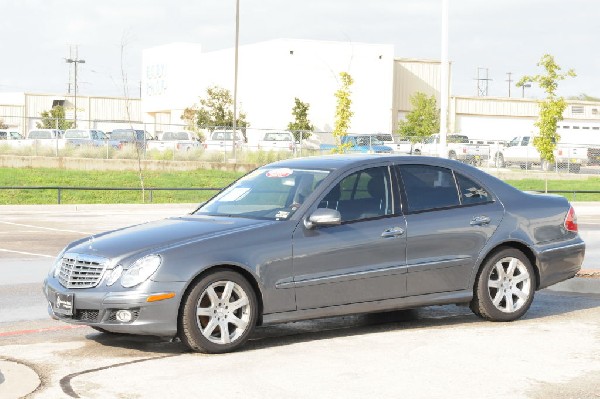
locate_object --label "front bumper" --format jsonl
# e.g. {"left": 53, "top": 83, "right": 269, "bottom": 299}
{"left": 43, "top": 277, "right": 186, "bottom": 337}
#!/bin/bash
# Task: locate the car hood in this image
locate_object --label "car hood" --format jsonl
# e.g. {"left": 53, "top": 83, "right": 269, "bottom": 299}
{"left": 67, "top": 215, "right": 275, "bottom": 262}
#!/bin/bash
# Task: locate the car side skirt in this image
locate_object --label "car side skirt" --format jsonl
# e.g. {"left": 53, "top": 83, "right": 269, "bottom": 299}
{"left": 262, "top": 289, "right": 472, "bottom": 325}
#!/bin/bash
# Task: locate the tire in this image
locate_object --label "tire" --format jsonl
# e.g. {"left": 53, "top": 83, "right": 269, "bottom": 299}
{"left": 494, "top": 153, "right": 504, "bottom": 168}
{"left": 179, "top": 270, "right": 258, "bottom": 353}
{"left": 470, "top": 248, "right": 536, "bottom": 322}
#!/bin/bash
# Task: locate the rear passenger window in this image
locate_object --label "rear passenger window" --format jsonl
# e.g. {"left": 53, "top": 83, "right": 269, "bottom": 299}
{"left": 398, "top": 165, "right": 459, "bottom": 212}
{"left": 455, "top": 174, "right": 491, "bottom": 205}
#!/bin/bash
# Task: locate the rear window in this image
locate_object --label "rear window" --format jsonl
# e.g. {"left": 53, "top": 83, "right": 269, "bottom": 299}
{"left": 28, "top": 130, "right": 54, "bottom": 139}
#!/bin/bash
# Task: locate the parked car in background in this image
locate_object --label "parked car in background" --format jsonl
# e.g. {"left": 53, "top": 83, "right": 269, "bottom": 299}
{"left": 375, "top": 133, "right": 413, "bottom": 154}
{"left": 64, "top": 129, "right": 120, "bottom": 148}
{"left": 203, "top": 129, "right": 244, "bottom": 151}
{"left": 44, "top": 154, "right": 585, "bottom": 354}
{"left": 413, "top": 134, "right": 490, "bottom": 164}
{"left": 319, "top": 133, "right": 394, "bottom": 153}
{"left": 110, "top": 129, "right": 155, "bottom": 150}
{"left": 0, "top": 129, "right": 24, "bottom": 140}
{"left": 27, "top": 129, "right": 63, "bottom": 139}
{"left": 257, "top": 131, "right": 297, "bottom": 152}
{"left": 147, "top": 131, "right": 200, "bottom": 152}
{"left": 493, "top": 135, "right": 588, "bottom": 173}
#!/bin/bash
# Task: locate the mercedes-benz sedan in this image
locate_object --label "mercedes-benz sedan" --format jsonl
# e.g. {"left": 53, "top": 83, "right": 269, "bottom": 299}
{"left": 44, "top": 155, "right": 585, "bottom": 353}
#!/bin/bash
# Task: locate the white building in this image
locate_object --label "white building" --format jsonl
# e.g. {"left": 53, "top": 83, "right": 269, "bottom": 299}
{"left": 142, "top": 39, "right": 395, "bottom": 138}
{"left": 2, "top": 38, "right": 600, "bottom": 145}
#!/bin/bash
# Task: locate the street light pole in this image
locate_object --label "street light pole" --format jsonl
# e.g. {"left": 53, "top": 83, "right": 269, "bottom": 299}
{"left": 232, "top": 0, "right": 240, "bottom": 161}
{"left": 66, "top": 57, "right": 86, "bottom": 128}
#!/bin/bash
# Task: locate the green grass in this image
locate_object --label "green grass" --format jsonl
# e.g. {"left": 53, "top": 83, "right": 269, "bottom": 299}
{"left": 0, "top": 168, "right": 598, "bottom": 205}
{"left": 0, "top": 168, "right": 244, "bottom": 204}
{"left": 504, "top": 178, "right": 600, "bottom": 201}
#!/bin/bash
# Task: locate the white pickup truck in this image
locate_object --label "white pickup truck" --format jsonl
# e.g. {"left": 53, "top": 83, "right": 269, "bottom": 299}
{"left": 203, "top": 130, "right": 244, "bottom": 152}
{"left": 257, "top": 131, "right": 297, "bottom": 152}
{"left": 375, "top": 133, "right": 413, "bottom": 154}
{"left": 147, "top": 131, "right": 200, "bottom": 152}
{"left": 493, "top": 135, "right": 588, "bottom": 173}
{"left": 413, "top": 134, "right": 490, "bottom": 164}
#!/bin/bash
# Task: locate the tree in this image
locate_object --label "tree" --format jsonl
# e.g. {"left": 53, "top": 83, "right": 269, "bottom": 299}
{"left": 517, "top": 54, "right": 576, "bottom": 163}
{"left": 287, "top": 97, "right": 314, "bottom": 141}
{"left": 332, "top": 72, "right": 354, "bottom": 153}
{"left": 182, "top": 86, "right": 249, "bottom": 141}
{"left": 397, "top": 92, "right": 440, "bottom": 143}
{"left": 568, "top": 93, "right": 600, "bottom": 102}
{"left": 36, "top": 106, "right": 74, "bottom": 130}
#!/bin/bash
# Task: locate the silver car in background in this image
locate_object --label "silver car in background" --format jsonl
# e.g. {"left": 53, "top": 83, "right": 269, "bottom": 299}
{"left": 43, "top": 155, "right": 585, "bottom": 353}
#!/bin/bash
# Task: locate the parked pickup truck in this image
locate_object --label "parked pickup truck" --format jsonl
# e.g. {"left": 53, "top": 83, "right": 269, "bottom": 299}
{"left": 257, "top": 131, "right": 297, "bottom": 152}
{"left": 147, "top": 131, "right": 200, "bottom": 152}
{"left": 413, "top": 134, "right": 490, "bottom": 164}
{"left": 493, "top": 135, "right": 588, "bottom": 173}
{"left": 0, "top": 129, "right": 24, "bottom": 141}
{"left": 320, "top": 134, "right": 394, "bottom": 153}
{"left": 375, "top": 133, "right": 413, "bottom": 154}
{"left": 203, "top": 129, "right": 244, "bottom": 152}
{"left": 110, "top": 129, "right": 155, "bottom": 150}
{"left": 64, "top": 129, "right": 119, "bottom": 148}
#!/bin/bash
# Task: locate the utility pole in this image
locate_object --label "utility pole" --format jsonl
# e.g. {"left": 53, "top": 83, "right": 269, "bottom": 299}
{"left": 475, "top": 67, "right": 492, "bottom": 96}
{"left": 232, "top": 0, "right": 240, "bottom": 161}
{"left": 506, "top": 72, "right": 513, "bottom": 98}
{"left": 66, "top": 46, "right": 85, "bottom": 128}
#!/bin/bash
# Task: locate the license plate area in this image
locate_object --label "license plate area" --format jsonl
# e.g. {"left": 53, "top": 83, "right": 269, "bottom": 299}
{"left": 54, "top": 292, "right": 74, "bottom": 316}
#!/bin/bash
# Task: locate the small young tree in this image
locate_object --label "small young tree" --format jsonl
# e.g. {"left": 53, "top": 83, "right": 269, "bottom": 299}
{"left": 517, "top": 54, "right": 576, "bottom": 163}
{"left": 287, "top": 97, "right": 314, "bottom": 141}
{"left": 332, "top": 72, "right": 354, "bottom": 153}
{"left": 397, "top": 92, "right": 440, "bottom": 144}
{"left": 36, "top": 106, "right": 74, "bottom": 130}
{"left": 183, "top": 86, "right": 249, "bottom": 141}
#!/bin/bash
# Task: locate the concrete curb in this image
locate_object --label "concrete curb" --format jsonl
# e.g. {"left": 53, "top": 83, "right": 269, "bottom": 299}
{"left": 545, "top": 276, "right": 600, "bottom": 295}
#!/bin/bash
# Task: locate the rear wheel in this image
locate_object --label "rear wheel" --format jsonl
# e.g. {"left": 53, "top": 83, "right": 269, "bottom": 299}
{"left": 470, "top": 248, "right": 536, "bottom": 322}
{"left": 179, "top": 270, "right": 257, "bottom": 353}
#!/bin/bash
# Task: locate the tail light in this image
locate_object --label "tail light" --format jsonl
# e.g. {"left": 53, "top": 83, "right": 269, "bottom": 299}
{"left": 462, "top": 147, "right": 467, "bottom": 153}
{"left": 558, "top": 149, "right": 563, "bottom": 156}
{"left": 564, "top": 206, "right": 578, "bottom": 232}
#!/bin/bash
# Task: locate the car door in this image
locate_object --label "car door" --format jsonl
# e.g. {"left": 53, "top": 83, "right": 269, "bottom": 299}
{"left": 396, "top": 164, "right": 504, "bottom": 297}
{"left": 292, "top": 165, "right": 408, "bottom": 310}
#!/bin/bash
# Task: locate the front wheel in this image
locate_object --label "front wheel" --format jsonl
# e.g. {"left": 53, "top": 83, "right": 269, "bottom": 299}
{"left": 179, "top": 270, "right": 258, "bottom": 353}
{"left": 470, "top": 248, "right": 536, "bottom": 322}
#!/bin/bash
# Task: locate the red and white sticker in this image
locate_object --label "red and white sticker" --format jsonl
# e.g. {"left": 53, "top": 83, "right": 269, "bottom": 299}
{"left": 266, "top": 168, "right": 293, "bottom": 178}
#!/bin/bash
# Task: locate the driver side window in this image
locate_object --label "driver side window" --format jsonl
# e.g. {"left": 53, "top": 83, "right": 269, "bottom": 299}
{"left": 320, "top": 166, "right": 393, "bottom": 222}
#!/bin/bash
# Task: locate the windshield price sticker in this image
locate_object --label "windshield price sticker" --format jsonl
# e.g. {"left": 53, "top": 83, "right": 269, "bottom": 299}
{"left": 266, "top": 168, "right": 293, "bottom": 178}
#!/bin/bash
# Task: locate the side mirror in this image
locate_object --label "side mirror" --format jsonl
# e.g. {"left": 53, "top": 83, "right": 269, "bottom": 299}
{"left": 304, "top": 208, "right": 342, "bottom": 229}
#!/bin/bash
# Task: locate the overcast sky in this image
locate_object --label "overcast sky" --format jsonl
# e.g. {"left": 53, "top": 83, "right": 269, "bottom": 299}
{"left": 1, "top": 0, "right": 598, "bottom": 100}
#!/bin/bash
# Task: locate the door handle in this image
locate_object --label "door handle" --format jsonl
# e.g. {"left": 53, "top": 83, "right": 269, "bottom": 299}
{"left": 381, "top": 227, "right": 405, "bottom": 238}
{"left": 470, "top": 215, "right": 491, "bottom": 226}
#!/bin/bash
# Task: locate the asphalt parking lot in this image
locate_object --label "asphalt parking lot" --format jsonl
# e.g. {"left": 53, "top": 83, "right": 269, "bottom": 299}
{"left": 1, "top": 203, "right": 599, "bottom": 398}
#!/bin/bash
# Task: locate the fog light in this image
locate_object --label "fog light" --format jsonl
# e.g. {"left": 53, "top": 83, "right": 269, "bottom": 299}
{"left": 115, "top": 310, "right": 133, "bottom": 323}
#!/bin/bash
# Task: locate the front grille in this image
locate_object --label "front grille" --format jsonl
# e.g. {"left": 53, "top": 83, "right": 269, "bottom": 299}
{"left": 75, "top": 309, "right": 100, "bottom": 321}
{"left": 58, "top": 253, "right": 109, "bottom": 289}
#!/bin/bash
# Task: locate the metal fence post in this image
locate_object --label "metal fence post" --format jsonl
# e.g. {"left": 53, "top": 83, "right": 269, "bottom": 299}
{"left": 58, "top": 188, "right": 62, "bottom": 204}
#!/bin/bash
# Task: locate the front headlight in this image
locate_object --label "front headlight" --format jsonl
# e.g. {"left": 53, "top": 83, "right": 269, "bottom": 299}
{"left": 50, "top": 247, "right": 68, "bottom": 278}
{"left": 121, "top": 255, "right": 162, "bottom": 288}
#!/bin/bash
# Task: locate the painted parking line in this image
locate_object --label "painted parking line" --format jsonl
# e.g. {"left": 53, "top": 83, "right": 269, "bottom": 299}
{"left": 0, "top": 221, "right": 92, "bottom": 235}
{"left": 0, "top": 248, "right": 55, "bottom": 258}
{"left": 0, "top": 324, "right": 87, "bottom": 337}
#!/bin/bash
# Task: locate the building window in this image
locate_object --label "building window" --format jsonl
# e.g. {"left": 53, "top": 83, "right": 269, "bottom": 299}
{"left": 573, "top": 126, "right": 580, "bottom": 129}
{"left": 571, "top": 106, "right": 584, "bottom": 114}
{"left": 592, "top": 108, "right": 598, "bottom": 115}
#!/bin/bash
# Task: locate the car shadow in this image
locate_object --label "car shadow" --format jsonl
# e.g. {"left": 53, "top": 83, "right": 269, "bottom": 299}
{"left": 85, "top": 291, "right": 600, "bottom": 354}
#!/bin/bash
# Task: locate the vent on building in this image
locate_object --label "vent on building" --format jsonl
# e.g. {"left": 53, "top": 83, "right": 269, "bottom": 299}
{"left": 52, "top": 100, "right": 65, "bottom": 108}
{"left": 571, "top": 105, "right": 584, "bottom": 114}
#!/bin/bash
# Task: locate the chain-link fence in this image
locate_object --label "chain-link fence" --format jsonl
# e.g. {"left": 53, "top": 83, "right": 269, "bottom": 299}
{"left": 1, "top": 117, "right": 599, "bottom": 174}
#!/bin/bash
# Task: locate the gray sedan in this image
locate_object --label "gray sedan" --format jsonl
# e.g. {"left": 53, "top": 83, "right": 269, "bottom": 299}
{"left": 43, "top": 155, "right": 585, "bottom": 353}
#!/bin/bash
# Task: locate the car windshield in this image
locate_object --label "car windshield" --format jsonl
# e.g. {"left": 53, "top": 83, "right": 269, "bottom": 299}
{"left": 111, "top": 129, "right": 144, "bottom": 140}
{"left": 64, "top": 129, "right": 87, "bottom": 139}
{"left": 195, "top": 167, "right": 330, "bottom": 220}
